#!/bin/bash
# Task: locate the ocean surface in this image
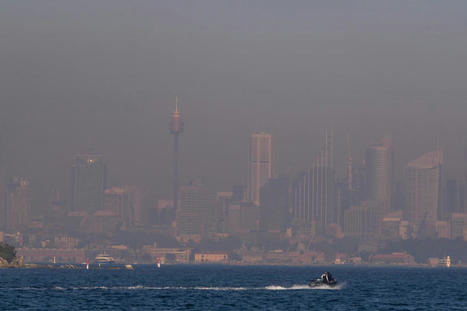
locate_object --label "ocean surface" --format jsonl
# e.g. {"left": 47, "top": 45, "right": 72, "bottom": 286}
{"left": 0, "top": 265, "right": 466, "bottom": 310}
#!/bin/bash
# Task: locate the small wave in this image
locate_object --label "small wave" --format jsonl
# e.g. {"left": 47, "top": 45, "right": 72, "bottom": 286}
{"left": 193, "top": 286, "right": 249, "bottom": 291}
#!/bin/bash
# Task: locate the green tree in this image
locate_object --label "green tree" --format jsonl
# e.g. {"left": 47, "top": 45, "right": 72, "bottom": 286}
{"left": 0, "top": 242, "right": 17, "bottom": 263}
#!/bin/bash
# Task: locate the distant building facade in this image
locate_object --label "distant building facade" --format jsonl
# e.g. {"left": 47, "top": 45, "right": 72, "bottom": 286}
{"left": 259, "top": 178, "right": 289, "bottom": 233}
{"left": 71, "top": 153, "right": 106, "bottom": 214}
{"left": 343, "top": 200, "right": 380, "bottom": 238}
{"left": 406, "top": 150, "right": 443, "bottom": 238}
{"left": 291, "top": 130, "right": 335, "bottom": 235}
{"left": 5, "top": 177, "right": 32, "bottom": 231}
{"left": 227, "top": 202, "right": 259, "bottom": 234}
{"left": 176, "top": 180, "right": 216, "bottom": 238}
{"left": 248, "top": 133, "right": 272, "bottom": 205}
{"left": 104, "top": 186, "right": 140, "bottom": 228}
{"left": 365, "top": 141, "right": 393, "bottom": 214}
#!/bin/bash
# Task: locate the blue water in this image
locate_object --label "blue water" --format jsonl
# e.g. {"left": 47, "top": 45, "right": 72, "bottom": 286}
{"left": 0, "top": 265, "right": 466, "bottom": 310}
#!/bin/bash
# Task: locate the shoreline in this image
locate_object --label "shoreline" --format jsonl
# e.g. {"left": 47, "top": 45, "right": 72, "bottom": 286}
{"left": 2, "top": 262, "right": 466, "bottom": 269}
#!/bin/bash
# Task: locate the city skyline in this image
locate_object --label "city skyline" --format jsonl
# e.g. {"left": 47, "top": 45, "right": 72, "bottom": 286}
{"left": 3, "top": 3, "right": 467, "bottom": 311}
{"left": 1, "top": 1, "right": 467, "bottom": 267}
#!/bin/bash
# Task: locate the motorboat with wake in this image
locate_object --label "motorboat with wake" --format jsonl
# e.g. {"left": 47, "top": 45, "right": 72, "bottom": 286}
{"left": 309, "top": 272, "right": 338, "bottom": 288}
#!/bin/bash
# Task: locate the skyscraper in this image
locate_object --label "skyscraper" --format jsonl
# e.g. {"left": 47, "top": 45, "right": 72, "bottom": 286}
{"left": 247, "top": 132, "right": 272, "bottom": 205}
{"left": 71, "top": 153, "right": 106, "bottom": 214}
{"left": 104, "top": 186, "right": 141, "bottom": 228}
{"left": 169, "top": 97, "right": 184, "bottom": 211}
{"left": 291, "top": 130, "right": 335, "bottom": 235}
{"left": 176, "top": 180, "right": 216, "bottom": 239}
{"left": 365, "top": 140, "right": 393, "bottom": 214}
{"left": 259, "top": 178, "right": 289, "bottom": 233}
{"left": 5, "top": 176, "right": 31, "bottom": 231}
{"left": 406, "top": 150, "right": 443, "bottom": 238}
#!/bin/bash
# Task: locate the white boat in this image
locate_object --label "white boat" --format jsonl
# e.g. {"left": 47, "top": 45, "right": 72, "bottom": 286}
{"left": 95, "top": 253, "right": 115, "bottom": 264}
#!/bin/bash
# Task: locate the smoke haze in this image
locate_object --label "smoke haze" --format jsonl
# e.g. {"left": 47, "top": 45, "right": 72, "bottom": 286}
{"left": 1, "top": 0, "right": 467, "bottom": 208}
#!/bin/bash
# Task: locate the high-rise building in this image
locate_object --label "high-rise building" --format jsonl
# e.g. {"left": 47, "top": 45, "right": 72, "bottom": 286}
{"left": 214, "top": 192, "right": 233, "bottom": 234}
{"left": 45, "top": 188, "right": 67, "bottom": 229}
{"left": 126, "top": 186, "right": 143, "bottom": 227}
{"left": 291, "top": 130, "right": 335, "bottom": 235}
{"left": 71, "top": 153, "right": 106, "bottom": 214}
{"left": 406, "top": 150, "right": 443, "bottom": 238}
{"left": 102, "top": 186, "right": 142, "bottom": 229}
{"left": 169, "top": 97, "right": 184, "bottom": 212}
{"left": 259, "top": 178, "right": 289, "bottom": 233}
{"left": 343, "top": 200, "right": 381, "bottom": 238}
{"left": 445, "top": 179, "right": 464, "bottom": 216}
{"left": 365, "top": 140, "right": 393, "bottom": 214}
{"left": 227, "top": 201, "right": 259, "bottom": 234}
{"left": 176, "top": 180, "right": 216, "bottom": 239}
{"left": 5, "top": 177, "right": 31, "bottom": 231}
{"left": 247, "top": 132, "right": 272, "bottom": 205}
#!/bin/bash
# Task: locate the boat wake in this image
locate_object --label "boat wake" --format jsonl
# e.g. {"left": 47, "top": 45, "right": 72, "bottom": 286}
{"left": 6, "top": 283, "right": 344, "bottom": 291}
{"left": 265, "top": 283, "right": 344, "bottom": 290}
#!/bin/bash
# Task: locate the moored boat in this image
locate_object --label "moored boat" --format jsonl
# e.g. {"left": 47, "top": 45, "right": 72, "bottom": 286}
{"left": 95, "top": 253, "right": 115, "bottom": 264}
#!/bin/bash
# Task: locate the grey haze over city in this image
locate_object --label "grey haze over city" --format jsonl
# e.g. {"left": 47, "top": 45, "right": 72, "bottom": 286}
{"left": 1, "top": 0, "right": 467, "bottom": 213}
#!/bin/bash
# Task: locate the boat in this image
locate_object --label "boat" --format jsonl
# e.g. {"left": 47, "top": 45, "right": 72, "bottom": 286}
{"left": 95, "top": 253, "right": 115, "bottom": 264}
{"left": 157, "top": 257, "right": 161, "bottom": 269}
{"left": 309, "top": 272, "right": 338, "bottom": 288}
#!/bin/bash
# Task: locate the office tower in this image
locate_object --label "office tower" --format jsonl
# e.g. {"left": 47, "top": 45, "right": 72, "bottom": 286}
{"left": 259, "top": 178, "right": 289, "bottom": 233}
{"left": 227, "top": 201, "right": 259, "bottom": 234}
{"left": 291, "top": 130, "right": 335, "bottom": 235}
{"left": 334, "top": 179, "right": 349, "bottom": 228}
{"left": 365, "top": 140, "right": 393, "bottom": 214}
{"left": 445, "top": 179, "right": 464, "bottom": 216}
{"left": 169, "top": 97, "right": 184, "bottom": 212}
{"left": 351, "top": 162, "right": 367, "bottom": 205}
{"left": 176, "top": 180, "right": 216, "bottom": 238}
{"left": 46, "top": 188, "right": 67, "bottom": 227}
{"left": 406, "top": 150, "right": 443, "bottom": 238}
{"left": 343, "top": 200, "right": 381, "bottom": 238}
{"left": 215, "top": 192, "right": 233, "bottom": 234}
{"left": 248, "top": 132, "right": 272, "bottom": 205}
{"left": 104, "top": 187, "right": 129, "bottom": 228}
{"left": 450, "top": 213, "right": 467, "bottom": 239}
{"left": 71, "top": 153, "right": 106, "bottom": 214}
{"left": 126, "top": 186, "right": 143, "bottom": 227}
{"left": 346, "top": 135, "right": 353, "bottom": 191}
{"left": 103, "top": 186, "right": 141, "bottom": 228}
{"left": 5, "top": 177, "right": 31, "bottom": 231}
{"left": 151, "top": 200, "right": 175, "bottom": 226}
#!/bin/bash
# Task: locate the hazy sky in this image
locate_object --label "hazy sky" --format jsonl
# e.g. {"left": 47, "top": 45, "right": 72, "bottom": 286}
{"left": 1, "top": 0, "right": 467, "bottom": 207}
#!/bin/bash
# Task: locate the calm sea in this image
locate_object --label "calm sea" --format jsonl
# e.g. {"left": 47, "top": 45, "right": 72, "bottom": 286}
{"left": 0, "top": 265, "right": 465, "bottom": 310}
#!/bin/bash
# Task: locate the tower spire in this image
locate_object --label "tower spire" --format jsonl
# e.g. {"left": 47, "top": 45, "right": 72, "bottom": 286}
{"left": 346, "top": 134, "right": 353, "bottom": 191}
{"left": 169, "top": 96, "right": 184, "bottom": 213}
